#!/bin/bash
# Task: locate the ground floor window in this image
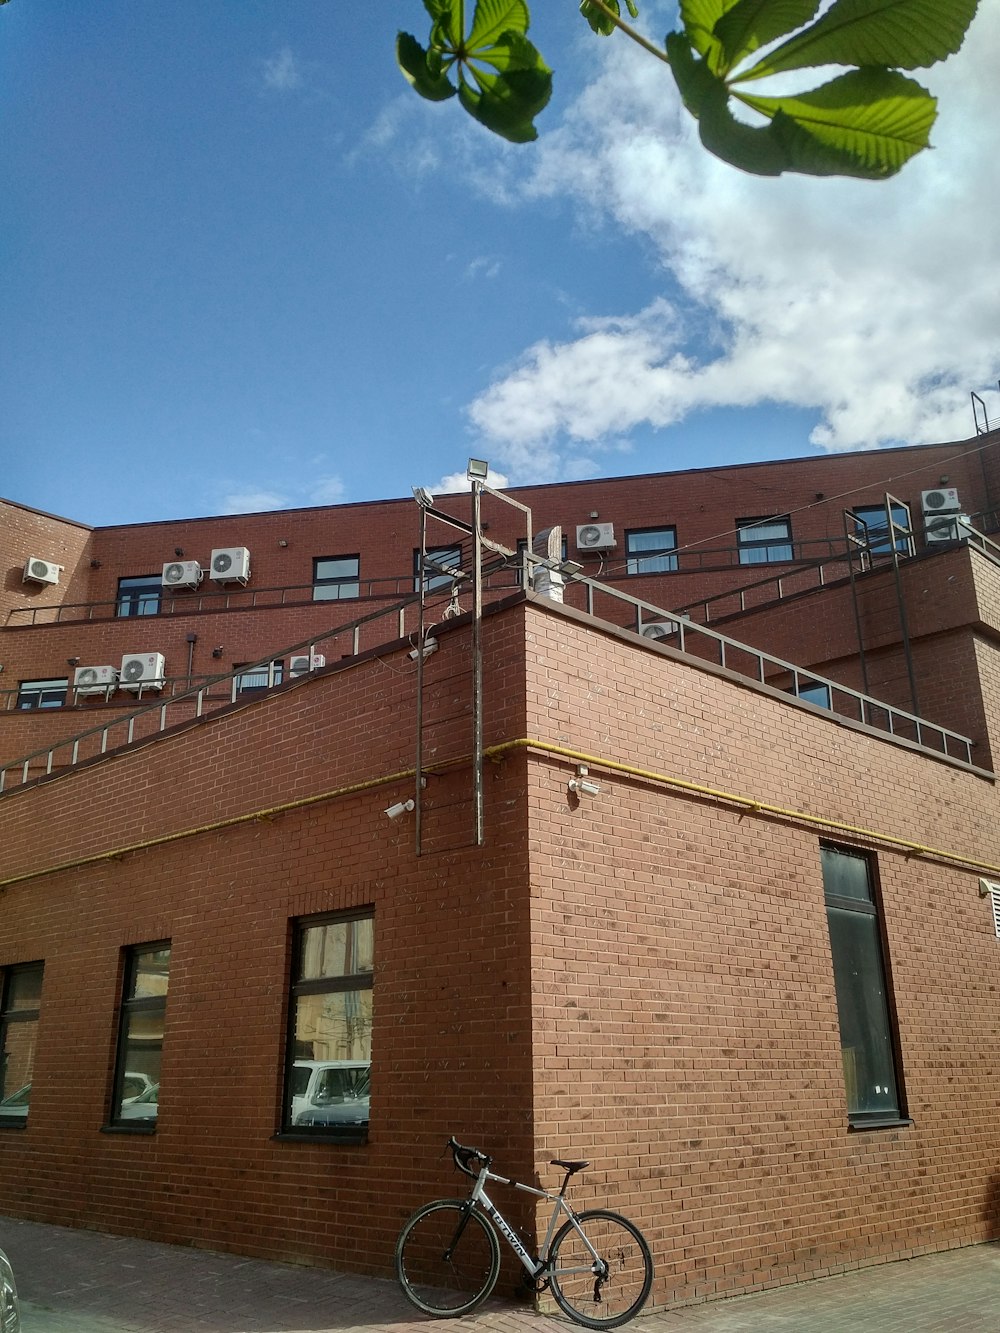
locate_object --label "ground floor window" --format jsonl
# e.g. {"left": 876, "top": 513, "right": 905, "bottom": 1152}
{"left": 0, "top": 963, "right": 43, "bottom": 1126}
{"left": 110, "top": 943, "right": 170, "bottom": 1128}
{"left": 821, "top": 845, "right": 904, "bottom": 1127}
{"left": 284, "top": 910, "right": 373, "bottom": 1138}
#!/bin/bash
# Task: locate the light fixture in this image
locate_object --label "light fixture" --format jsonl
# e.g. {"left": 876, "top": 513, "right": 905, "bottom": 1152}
{"left": 186, "top": 633, "right": 198, "bottom": 644}
{"left": 384, "top": 798, "right": 415, "bottom": 820}
{"left": 412, "top": 486, "right": 434, "bottom": 510}
{"left": 212, "top": 646, "right": 224, "bottom": 659}
{"left": 561, "top": 559, "right": 583, "bottom": 577}
{"left": 467, "top": 457, "right": 489, "bottom": 482}
{"left": 567, "top": 765, "right": 601, "bottom": 798}
{"left": 90, "top": 559, "right": 102, "bottom": 569}
{"left": 174, "top": 547, "right": 185, "bottom": 558}
{"left": 408, "top": 637, "right": 439, "bottom": 660}
{"left": 278, "top": 539, "right": 288, "bottom": 548}
{"left": 67, "top": 657, "right": 80, "bottom": 667}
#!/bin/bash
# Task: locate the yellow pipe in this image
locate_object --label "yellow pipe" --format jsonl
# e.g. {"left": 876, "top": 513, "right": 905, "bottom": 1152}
{"left": 2, "top": 738, "right": 999, "bottom": 891}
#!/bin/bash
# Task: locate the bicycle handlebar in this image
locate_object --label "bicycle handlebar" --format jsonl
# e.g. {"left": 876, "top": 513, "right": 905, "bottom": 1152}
{"left": 447, "top": 1135, "right": 492, "bottom": 1177}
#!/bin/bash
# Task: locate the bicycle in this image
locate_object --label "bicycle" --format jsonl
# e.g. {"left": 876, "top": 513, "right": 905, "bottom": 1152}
{"left": 394, "top": 1137, "right": 654, "bottom": 1328}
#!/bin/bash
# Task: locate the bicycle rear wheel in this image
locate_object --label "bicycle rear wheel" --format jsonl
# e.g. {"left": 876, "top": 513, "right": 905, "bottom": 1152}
{"left": 395, "top": 1199, "right": 501, "bottom": 1317}
{"left": 548, "top": 1209, "right": 653, "bottom": 1329}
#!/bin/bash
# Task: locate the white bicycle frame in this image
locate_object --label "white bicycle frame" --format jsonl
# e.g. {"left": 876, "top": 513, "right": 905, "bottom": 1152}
{"left": 465, "top": 1161, "right": 606, "bottom": 1282}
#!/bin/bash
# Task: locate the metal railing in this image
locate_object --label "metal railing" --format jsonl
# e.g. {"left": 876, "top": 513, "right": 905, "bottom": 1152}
{"left": 0, "top": 550, "right": 981, "bottom": 794}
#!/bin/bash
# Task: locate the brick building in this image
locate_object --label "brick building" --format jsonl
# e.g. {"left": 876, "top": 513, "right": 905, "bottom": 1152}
{"left": 2, "top": 431, "right": 1000, "bottom": 1312}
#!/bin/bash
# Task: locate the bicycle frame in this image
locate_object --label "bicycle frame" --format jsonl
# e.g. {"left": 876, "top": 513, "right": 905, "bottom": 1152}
{"left": 465, "top": 1160, "right": 606, "bottom": 1282}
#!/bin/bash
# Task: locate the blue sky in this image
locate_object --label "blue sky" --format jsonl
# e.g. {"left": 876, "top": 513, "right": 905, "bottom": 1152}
{"left": 2, "top": 2, "right": 998, "bottom": 527}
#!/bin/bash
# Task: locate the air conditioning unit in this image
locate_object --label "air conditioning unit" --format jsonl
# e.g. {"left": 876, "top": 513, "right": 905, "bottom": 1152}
{"left": 161, "top": 559, "right": 203, "bottom": 590}
{"left": 289, "top": 653, "right": 326, "bottom": 678}
{"left": 575, "top": 523, "right": 617, "bottom": 551}
{"left": 924, "top": 513, "right": 969, "bottom": 544}
{"left": 641, "top": 621, "right": 679, "bottom": 640}
{"left": 921, "top": 487, "right": 961, "bottom": 514}
{"left": 209, "top": 547, "right": 251, "bottom": 583}
{"left": 119, "top": 652, "right": 166, "bottom": 692}
{"left": 22, "top": 557, "right": 62, "bottom": 586}
{"left": 74, "top": 664, "right": 119, "bottom": 696}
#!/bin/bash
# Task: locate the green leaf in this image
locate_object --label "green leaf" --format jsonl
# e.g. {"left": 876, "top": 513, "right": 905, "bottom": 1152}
{"left": 467, "top": 0, "right": 532, "bottom": 52}
{"left": 737, "top": 0, "right": 980, "bottom": 82}
{"left": 680, "top": 0, "right": 742, "bottom": 70}
{"left": 738, "top": 68, "right": 937, "bottom": 177}
{"left": 580, "top": 0, "right": 619, "bottom": 36}
{"left": 713, "top": 0, "right": 821, "bottom": 74}
{"left": 396, "top": 31, "right": 458, "bottom": 101}
{"left": 458, "top": 67, "right": 547, "bottom": 141}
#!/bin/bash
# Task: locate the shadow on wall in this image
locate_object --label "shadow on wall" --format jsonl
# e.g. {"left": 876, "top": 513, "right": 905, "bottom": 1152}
{"left": 983, "top": 1174, "right": 1000, "bottom": 1237}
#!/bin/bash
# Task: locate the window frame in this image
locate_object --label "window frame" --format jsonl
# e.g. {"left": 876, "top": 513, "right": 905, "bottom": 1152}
{"left": 736, "top": 515, "right": 793, "bottom": 566}
{"left": 414, "top": 545, "right": 462, "bottom": 593}
{"left": 15, "top": 678, "right": 69, "bottom": 711}
{"left": 851, "top": 503, "right": 914, "bottom": 558}
{"left": 625, "top": 526, "right": 679, "bottom": 575}
{"left": 234, "top": 660, "right": 285, "bottom": 695}
{"left": 107, "top": 941, "right": 170, "bottom": 1132}
{"left": 281, "top": 908, "right": 373, "bottom": 1143}
{"left": 116, "top": 575, "right": 162, "bottom": 618}
{"left": 312, "top": 555, "right": 361, "bottom": 602}
{"left": 821, "top": 844, "right": 907, "bottom": 1130}
{"left": 0, "top": 962, "right": 43, "bottom": 1128}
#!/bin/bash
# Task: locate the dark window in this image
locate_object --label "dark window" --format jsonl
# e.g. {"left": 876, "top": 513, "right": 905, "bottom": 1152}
{"left": 235, "top": 660, "right": 284, "bottom": 694}
{"left": 626, "top": 527, "right": 678, "bottom": 574}
{"left": 737, "top": 516, "right": 793, "bottom": 565}
{"left": 0, "top": 963, "right": 43, "bottom": 1126}
{"left": 851, "top": 504, "right": 913, "bottom": 556}
{"left": 313, "top": 555, "right": 360, "bottom": 602}
{"left": 793, "top": 679, "right": 832, "bottom": 709}
{"left": 110, "top": 943, "right": 170, "bottom": 1127}
{"left": 821, "top": 846, "right": 903, "bottom": 1127}
{"left": 116, "top": 576, "right": 161, "bottom": 618}
{"left": 283, "top": 910, "right": 373, "bottom": 1139}
{"left": 414, "top": 545, "right": 462, "bottom": 593}
{"left": 16, "top": 678, "right": 68, "bottom": 711}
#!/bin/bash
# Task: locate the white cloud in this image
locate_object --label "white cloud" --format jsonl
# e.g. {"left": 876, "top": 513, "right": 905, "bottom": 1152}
{"left": 309, "top": 475, "right": 346, "bottom": 505}
{"left": 435, "top": 467, "right": 510, "bottom": 493}
{"left": 262, "top": 47, "right": 303, "bottom": 92}
{"left": 221, "top": 488, "right": 289, "bottom": 514}
{"left": 467, "top": 1, "right": 1000, "bottom": 480}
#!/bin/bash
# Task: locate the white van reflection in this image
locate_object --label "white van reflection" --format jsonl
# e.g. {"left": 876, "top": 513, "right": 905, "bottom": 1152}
{"left": 290, "top": 1060, "right": 369, "bottom": 1128}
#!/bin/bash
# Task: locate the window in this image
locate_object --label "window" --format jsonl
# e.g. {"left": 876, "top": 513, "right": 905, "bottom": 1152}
{"left": 16, "top": 678, "right": 68, "bottom": 710}
{"left": 737, "top": 516, "right": 793, "bottom": 565}
{"left": 792, "top": 679, "right": 832, "bottom": 709}
{"left": 851, "top": 504, "right": 913, "bottom": 557}
{"left": 516, "top": 535, "right": 568, "bottom": 586}
{"left": 313, "top": 555, "right": 360, "bottom": 602}
{"left": 116, "top": 575, "right": 161, "bottom": 618}
{"left": 821, "top": 846, "right": 903, "bottom": 1127}
{"left": 235, "top": 660, "right": 284, "bottom": 694}
{"left": 110, "top": 943, "right": 170, "bottom": 1127}
{"left": 283, "top": 910, "right": 373, "bottom": 1138}
{"left": 626, "top": 527, "right": 678, "bottom": 575}
{"left": 414, "top": 545, "right": 462, "bottom": 593}
{"left": 0, "top": 963, "right": 43, "bottom": 1126}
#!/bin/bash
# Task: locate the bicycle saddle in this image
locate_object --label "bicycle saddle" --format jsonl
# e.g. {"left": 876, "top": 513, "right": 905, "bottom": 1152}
{"left": 550, "top": 1158, "right": 589, "bottom": 1173}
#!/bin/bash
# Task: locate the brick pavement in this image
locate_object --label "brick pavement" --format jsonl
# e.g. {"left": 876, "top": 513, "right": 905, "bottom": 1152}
{"left": 1, "top": 1217, "right": 998, "bottom": 1333}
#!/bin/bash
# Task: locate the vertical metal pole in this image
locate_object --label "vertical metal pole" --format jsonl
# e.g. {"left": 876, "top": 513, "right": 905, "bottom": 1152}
{"left": 415, "top": 507, "right": 426, "bottom": 856}
{"left": 472, "top": 480, "right": 485, "bottom": 847}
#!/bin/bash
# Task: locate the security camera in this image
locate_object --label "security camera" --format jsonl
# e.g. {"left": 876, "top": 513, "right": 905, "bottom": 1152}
{"left": 568, "top": 777, "right": 602, "bottom": 797}
{"left": 384, "top": 799, "right": 415, "bottom": 820}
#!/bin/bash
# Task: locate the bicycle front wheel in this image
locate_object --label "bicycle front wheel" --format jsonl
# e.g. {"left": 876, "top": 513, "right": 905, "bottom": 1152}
{"left": 548, "top": 1209, "right": 653, "bottom": 1329}
{"left": 395, "top": 1199, "right": 501, "bottom": 1317}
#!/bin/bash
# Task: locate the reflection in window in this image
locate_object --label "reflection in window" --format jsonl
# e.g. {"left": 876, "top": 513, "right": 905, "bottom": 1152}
{"left": 737, "top": 516, "right": 793, "bottom": 565}
{"left": 821, "top": 846, "right": 903, "bottom": 1126}
{"left": 0, "top": 963, "right": 43, "bottom": 1126}
{"left": 414, "top": 546, "right": 462, "bottom": 593}
{"left": 16, "top": 679, "right": 68, "bottom": 711}
{"left": 851, "top": 504, "right": 913, "bottom": 557}
{"left": 793, "top": 679, "right": 832, "bottom": 710}
{"left": 116, "top": 576, "right": 162, "bottom": 618}
{"left": 626, "top": 527, "right": 678, "bottom": 575}
{"left": 313, "top": 555, "right": 361, "bottom": 602}
{"left": 284, "top": 911, "right": 373, "bottom": 1137}
{"left": 111, "top": 943, "right": 170, "bottom": 1126}
{"left": 235, "top": 661, "right": 284, "bottom": 694}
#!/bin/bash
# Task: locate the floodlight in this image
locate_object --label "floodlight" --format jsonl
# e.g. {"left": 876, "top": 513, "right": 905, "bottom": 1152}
{"left": 467, "top": 457, "right": 490, "bottom": 482}
{"left": 412, "top": 487, "right": 434, "bottom": 510}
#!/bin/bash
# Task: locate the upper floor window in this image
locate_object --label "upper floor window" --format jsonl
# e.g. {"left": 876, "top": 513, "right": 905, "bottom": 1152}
{"left": 313, "top": 555, "right": 361, "bottom": 602}
{"left": 851, "top": 504, "right": 913, "bottom": 557}
{"left": 235, "top": 660, "right": 284, "bottom": 694}
{"left": 737, "top": 516, "right": 793, "bottom": 565}
{"left": 283, "top": 910, "right": 373, "bottom": 1139}
{"left": 821, "top": 846, "right": 904, "bottom": 1127}
{"left": 110, "top": 943, "right": 170, "bottom": 1128}
{"left": 0, "top": 962, "right": 44, "bottom": 1126}
{"left": 116, "top": 575, "right": 161, "bottom": 618}
{"left": 626, "top": 527, "right": 678, "bottom": 575}
{"left": 414, "top": 545, "right": 462, "bottom": 593}
{"left": 16, "top": 678, "right": 68, "bottom": 711}
{"left": 792, "top": 679, "right": 832, "bottom": 710}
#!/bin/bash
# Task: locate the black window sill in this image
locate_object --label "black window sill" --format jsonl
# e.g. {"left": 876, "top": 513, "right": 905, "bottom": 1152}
{"left": 100, "top": 1123, "right": 156, "bottom": 1136}
{"left": 848, "top": 1117, "right": 913, "bottom": 1132}
{"left": 273, "top": 1130, "right": 368, "bottom": 1147}
{"left": 0, "top": 1121, "right": 27, "bottom": 1131}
